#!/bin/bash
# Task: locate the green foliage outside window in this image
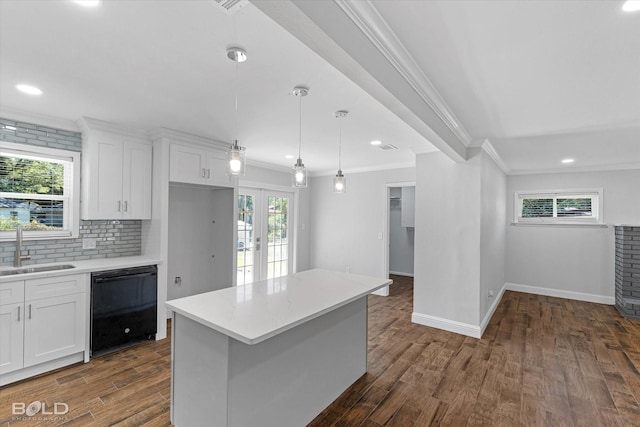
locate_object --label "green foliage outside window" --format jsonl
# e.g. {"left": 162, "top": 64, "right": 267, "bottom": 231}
{"left": 0, "top": 156, "right": 64, "bottom": 195}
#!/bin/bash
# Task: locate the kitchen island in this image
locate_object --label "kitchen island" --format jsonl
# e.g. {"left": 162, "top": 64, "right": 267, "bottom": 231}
{"left": 165, "top": 269, "right": 391, "bottom": 427}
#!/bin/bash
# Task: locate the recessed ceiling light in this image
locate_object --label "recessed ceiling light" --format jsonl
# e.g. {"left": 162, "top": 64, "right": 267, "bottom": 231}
{"left": 561, "top": 158, "right": 575, "bottom": 164}
{"left": 285, "top": 154, "right": 294, "bottom": 159}
{"left": 622, "top": 1, "right": 640, "bottom": 12}
{"left": 74, "top": 0, "right": 101, "bottom": 6}
{"left": 370, "top": 140, "right": 382, "bottom": 146}
{"left": 16, "top": 84, "right": 43, "bottom": 96}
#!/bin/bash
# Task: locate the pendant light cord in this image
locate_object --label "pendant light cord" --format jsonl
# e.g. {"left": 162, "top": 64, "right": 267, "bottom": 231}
{"left": 298, "top": 94, "right": 302, "bottom": 159}
{"left": 234, "top": 59, "right": 239, "bottom": 145}
{"left": 338, "top": 116, "right": 342, "bottom": 171}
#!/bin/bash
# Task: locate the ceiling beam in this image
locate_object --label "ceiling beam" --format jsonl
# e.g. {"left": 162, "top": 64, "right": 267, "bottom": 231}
{"left": 251, "top": 0, "right": 469, "bottom": 162}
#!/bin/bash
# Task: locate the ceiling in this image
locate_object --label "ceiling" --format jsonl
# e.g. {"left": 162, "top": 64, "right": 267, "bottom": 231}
{"left": 0, "top": 0, "right": 430, "bottom": 174}
{"left": 1, "top": 0, "right": 639, "bottom": 175}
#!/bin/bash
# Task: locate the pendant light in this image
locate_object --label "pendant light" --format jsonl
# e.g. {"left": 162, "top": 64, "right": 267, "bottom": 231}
{"left": 292, "top": 86, "right": 309, "bottom": 188}
{"left": 227, "top": 46, "right": 247, "bottom": 176}
{"left": 334, "top": 110, "right": 348, "bottom": 193}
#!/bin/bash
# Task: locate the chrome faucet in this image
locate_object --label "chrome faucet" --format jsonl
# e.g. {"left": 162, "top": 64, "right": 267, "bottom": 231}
{"left": 14, "top": 224, "right": 31, "bottom": 267}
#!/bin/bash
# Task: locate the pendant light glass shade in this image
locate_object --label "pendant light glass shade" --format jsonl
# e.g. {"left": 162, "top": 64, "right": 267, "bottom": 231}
{"left": 333, "top": 110, "right": 348, "bottom": 193}
{"left": 292, "top": 86, "right": 309, "bottom": 188}
{"left": 228, "top": 140, "right": 246, "bottom": 176}
{"left": 292, "top": 158, "right": 307, "bottom": 187}
{"left": 227, "top": 47, "right": 247, "bottom": 176}
{"left": 334, "top": 170, "right": 346, "bottom": 193}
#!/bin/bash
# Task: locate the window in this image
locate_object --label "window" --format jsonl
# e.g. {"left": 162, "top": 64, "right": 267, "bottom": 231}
{"left": 0, "top": 142, "right": 80, "bottom": 240}
{"left": 514, "top": 189, "right": 603, "bottom": 225}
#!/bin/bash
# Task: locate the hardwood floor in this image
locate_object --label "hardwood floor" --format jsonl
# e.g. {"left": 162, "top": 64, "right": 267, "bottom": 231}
{"left": 2, "top": 275, "right": 640, "bottom": 426}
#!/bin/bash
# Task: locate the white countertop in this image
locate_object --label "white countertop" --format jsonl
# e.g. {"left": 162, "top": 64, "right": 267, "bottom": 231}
{"left": 166, "top": 269, "right": 392, "bottom": 345}
{"left": 0, "top": 256, "right": 162, "bottom": 282}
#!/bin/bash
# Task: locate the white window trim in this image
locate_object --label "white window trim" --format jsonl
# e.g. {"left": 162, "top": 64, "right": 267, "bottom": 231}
{"left": 0, "top": 141, "right": 80, "bottom": 241}
{"left": 513, "top": 188, "right": 604, "bottom": 225}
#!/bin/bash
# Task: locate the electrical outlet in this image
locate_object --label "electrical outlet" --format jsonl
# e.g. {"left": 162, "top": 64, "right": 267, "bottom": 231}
{"left": 82, "top": 238, "right": 97, "bottom": 249}
{"left": 488, "top": 290, "right": 494, "bottom": 298}
{"left": 174, "top": 277, "right": 182, "bottom": 287}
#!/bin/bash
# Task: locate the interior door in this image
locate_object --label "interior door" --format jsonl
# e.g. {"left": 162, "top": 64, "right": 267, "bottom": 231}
{"left": 237, "top": 189, "right": 293, "bottom": 285}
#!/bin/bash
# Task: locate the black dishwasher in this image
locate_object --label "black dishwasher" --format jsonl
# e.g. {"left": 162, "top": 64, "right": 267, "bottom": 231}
{"left": 91, "top": 265, "right": 157, "bottom": 357}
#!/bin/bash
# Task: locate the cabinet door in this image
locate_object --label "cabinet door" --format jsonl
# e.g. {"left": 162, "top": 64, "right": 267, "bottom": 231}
{"left": 122, "top": 140, "right": 152, "bottom": 219}
{"left": 0, "top": 303, "right": 24, "bottom": 374}
{"left": 170, "top": 144, "right": 206, "bottom": 185}
{"left": 85, "top": 134, "right": 125, "bottom": 219}
{"left": 206, "top": 150, "right": 232, "bottom": 187}
{"left": 23, "top": 293, "right": 86, "bottom": 368}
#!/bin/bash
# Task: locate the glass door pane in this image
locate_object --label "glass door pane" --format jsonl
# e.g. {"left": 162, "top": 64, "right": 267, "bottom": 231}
{"left": 237, "top": 190, "right": 259, "bottom": 286}
{"left": 266, "top": 194, "right": 289, "bottom": 279}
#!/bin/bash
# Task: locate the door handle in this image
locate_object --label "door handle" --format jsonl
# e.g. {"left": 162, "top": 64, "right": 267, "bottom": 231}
{"left": 17, "top": 306, "right": 20, "bottom": 322}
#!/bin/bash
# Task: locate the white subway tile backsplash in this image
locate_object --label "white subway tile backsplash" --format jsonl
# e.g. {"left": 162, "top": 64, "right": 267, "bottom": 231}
{"left": 0, "top": 117, "right": 143, "bottom": 266}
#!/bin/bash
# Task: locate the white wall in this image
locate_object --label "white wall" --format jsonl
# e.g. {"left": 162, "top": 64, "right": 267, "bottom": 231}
{"left": 479, "top": 150, "right": 507, "bottom": 323}
{"left": 413, "top": 151, "right": 481, "bottom": 331}
{"left": 389, "top": 187, "right": 415, "bottom": 276}
{"left": 308, "top": 167, "right": 415, "bottom": 278}
{"left": 168, "top": 185, "right": 234, "bottom": 300}
{"left": 506, "top": 169, "right": 640, "bottom": 302}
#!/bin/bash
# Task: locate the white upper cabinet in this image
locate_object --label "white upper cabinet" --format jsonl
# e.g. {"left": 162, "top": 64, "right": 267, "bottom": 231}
{"left": 79, "top": 118, "right": 152, "bottom": 220}
{"left": 170, "top": 143, "right": 231, "bottom": 187}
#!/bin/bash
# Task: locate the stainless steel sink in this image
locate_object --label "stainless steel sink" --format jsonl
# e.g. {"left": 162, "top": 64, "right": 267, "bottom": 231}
{"left": 0, "top": 264, "right": 76, "bottom": 276}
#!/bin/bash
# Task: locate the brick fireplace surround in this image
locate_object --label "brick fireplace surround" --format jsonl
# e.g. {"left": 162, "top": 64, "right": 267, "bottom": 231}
{"left": 615, "top": 226, "right": 640, "bottom": 320}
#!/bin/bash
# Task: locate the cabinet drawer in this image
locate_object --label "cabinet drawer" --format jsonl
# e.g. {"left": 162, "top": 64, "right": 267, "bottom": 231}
{"left": 0, "top": 281, "right": 24, "bottom": 306}
{"left": 25, "top": 274, "right": 87, "bottom": 301}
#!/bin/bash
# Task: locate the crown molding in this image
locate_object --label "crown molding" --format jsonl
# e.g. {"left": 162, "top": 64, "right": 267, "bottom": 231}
{"left": 508, "top": 161, "right": 640, "bottom": 176}
{"left": 77, "top": 117, "right": 150, "bottom": 140}
{"left": 0, "top": 106, "right": 79, "bottom": 132}
{"left": 149, "top": 127, "right": 229, "bottom": 151}
{"left": 410, "top": 144, "right": 440, "bottom": 155}
{"left": 335, "top": 0, "right": 472, "bottom": 147}
{"left": 246, "top": 158, "right": 293, "bottom": 174}
{"left": 311, "top": 161, "right": 415, "bottom": 177}
{"left": 480, "top": 139, "right": 510, "bottom": 174}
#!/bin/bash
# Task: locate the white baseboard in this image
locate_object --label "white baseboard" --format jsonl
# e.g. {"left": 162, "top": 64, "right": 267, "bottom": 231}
{"left": 389, "top": 271, "right": 414, "bottom": 277}
{"left": 411, "top": 312, "right": 481, "bottom": 339}
{"left": 505, "top": 282, "right": 614, "bottom": 305}
{"left": 480, "top": 283, "right": 507, "bottom": 336}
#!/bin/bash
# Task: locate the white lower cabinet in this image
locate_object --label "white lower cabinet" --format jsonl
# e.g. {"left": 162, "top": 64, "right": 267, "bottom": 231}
{"left": 23, "top": 293, "right": 86, "bottom": 368}
{"left": 0, "top": 302, "right": 24, "bottom": 374}
{"left": 0, "top": 274, "right": 87, "bottom": 382}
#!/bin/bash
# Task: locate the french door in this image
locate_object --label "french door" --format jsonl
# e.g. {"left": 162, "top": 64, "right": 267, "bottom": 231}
{"left": 237, "top": 188, "right": 293, "bottom": 285}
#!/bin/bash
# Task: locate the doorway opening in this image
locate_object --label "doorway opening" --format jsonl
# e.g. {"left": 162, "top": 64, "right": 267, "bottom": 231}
{"left": 385, "top": 184, "right": 415, "bottom": 280}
